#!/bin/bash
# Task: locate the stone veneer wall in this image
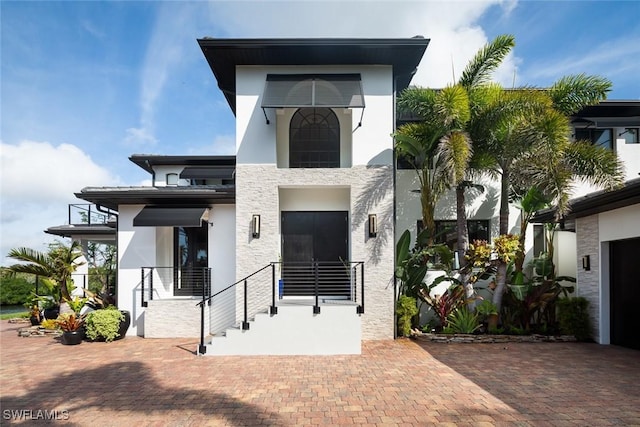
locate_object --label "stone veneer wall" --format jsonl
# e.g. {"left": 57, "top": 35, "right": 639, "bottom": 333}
{"left": 575, "top": 215, "right": 600, "bottom": 343}
{"left": 144, "top": 299, "right": 209, "bottom": 338}
{"left": 235, "top": 164, "right": 395, "bottom": 340}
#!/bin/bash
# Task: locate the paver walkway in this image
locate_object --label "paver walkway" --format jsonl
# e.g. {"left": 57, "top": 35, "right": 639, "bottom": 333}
{"left": 1, "top": 320, "right": 639, "bottom": 426}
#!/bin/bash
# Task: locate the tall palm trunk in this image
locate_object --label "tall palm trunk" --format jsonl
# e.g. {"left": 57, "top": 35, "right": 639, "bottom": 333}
{"left": 493, "top": 166, "right": 511, "bottom": 312}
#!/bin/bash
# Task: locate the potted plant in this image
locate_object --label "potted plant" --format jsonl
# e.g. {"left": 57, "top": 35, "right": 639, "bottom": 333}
{"left": 56, "top": 312, "right": 85, "bottom": 345}
{"left": 25, "top": 302, "right": 41, "bottom": 326}
{"left": 84, "top": 307, "right": 126, "bottom": 342}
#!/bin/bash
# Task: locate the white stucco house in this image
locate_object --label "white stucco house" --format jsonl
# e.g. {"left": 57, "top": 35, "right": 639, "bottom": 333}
{"left": 48, "top": 37, "right": 640, "bottom": 353}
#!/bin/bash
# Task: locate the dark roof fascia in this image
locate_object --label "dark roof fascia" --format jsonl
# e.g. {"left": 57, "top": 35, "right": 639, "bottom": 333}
{"left": 198, "top": 37, "right": 430, "bottom": 114}
{"left": 75, "top": 186, "right": 236, "bottom": 211}
{"left": 129, "top": 155, "right": 236, "bottom": 174}
{"left": 531, "top": 178, "right": 640, "bottom": 223}
{"left": 571, "top": 100, "right": 640, "bottom": 123}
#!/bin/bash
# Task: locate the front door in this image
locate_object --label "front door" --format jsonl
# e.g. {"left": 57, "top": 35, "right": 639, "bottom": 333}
{"left": 281, "top": 211, "right": 349, "bottom": 297}
{"left": 610, "top": 237, "right": 640, "bottom": 350}
{"left": 174, "top": 224, "right": 208, "bottom": 296}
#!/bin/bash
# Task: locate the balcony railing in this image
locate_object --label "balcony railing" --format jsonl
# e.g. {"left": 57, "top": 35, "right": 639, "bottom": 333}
{"left": 67, "top": 203, "right": 116, "bottom": 226}
{"left": 140, "top": 267, "right": 211, "bottom": 307}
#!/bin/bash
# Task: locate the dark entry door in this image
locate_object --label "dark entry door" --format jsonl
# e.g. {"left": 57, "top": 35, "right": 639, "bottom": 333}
{"left": 281, "top": 211, "right": 349, "bottom": 297}
{"left": 610, "top": 237, "right": 640, "bottom": 350}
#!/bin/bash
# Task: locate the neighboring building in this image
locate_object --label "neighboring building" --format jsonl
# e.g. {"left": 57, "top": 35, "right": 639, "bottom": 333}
{"left": 49, "top": 37, "right": 639, "bottom": 353}
{"left": 532, "top": 101, "right": 640, "bottom": 350}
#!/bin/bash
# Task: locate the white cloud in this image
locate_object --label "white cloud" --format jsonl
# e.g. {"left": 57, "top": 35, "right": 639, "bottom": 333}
{"left": 207, "top": 1, "right": 519, "bottom": 89}
{"left": 0, "top": 140, "right": 119, "bottom": 266}
{"left": 124, "top": 3, "right": 202, "bottom": 148}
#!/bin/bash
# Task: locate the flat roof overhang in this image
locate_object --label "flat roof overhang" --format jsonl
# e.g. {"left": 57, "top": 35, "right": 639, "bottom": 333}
{"left": 45, "top": 224, "right": 116, "bottom": 243}
{"left": 571, "top": 100, "right": 640, "bottom": 127}
{"left": 75, "top": 186, "right": 235, "bottom": 212}
{"left": 129, "top": 155, "right": 236, "bottom": 174}
{"left": 532, "top": 177, "right": 640, "bottom": 223}
{"left": 198, "top": 37, "right": 430, "bottom": 114}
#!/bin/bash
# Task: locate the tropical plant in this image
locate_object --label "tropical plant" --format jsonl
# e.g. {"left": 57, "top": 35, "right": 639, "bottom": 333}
{"left": 396, "top": 295, "right": 419, "bottom": 337}
{"left": 65, "top": 295, "right": 88, "bottom": 314}
{"left": 491, "top": 233, "right": 521, "bottom": 312}
{"left": 557, "top": 297, "right": 591, "bottom": 341}
{"left": 40, "top": 319, "right": 58, "bottom": 330}
{"left": 55, "top": 312, "right": 84, "bottom": 332}
{"left": 444, "top": 307, "right": 481, "bottom": 334}
{"left": 454, "top": 34, "right": 516, "bottom": 265}
{"left": 396, "top": 84, "right": 473, "bottom": 245}
{"left": 475, "top": 299, "right": 498, "bottom": 318}
{"left": 5, "top": 241, "right": 84, "bottom": 303}
{"left": 395, "top": 229, "right": 428, "bottom": 299}
{"left": 469, "top": 74, "right": 622, "bottom": 308}
{"left": 419, "top": 283, "right": 467, "bottom": 330}
{"left": 84, "top": 308, "right": 124, "bottom": 342}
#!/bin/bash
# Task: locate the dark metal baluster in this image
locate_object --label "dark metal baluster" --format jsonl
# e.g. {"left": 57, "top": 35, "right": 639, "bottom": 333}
{"left": 242, "top": 279, "right": 250, "bottom": 330}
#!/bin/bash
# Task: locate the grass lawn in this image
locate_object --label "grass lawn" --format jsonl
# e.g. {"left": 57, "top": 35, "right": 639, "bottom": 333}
{"left": 0, "top": 311, "right": 28, "bottom": 320}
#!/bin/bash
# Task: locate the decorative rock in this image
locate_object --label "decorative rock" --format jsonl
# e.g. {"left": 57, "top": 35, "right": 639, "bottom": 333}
{"left": 17, "top": 326, "right": 61, "bottom": 338}
{"left": 415, "top": 332, "right": 577, "bottom": 344}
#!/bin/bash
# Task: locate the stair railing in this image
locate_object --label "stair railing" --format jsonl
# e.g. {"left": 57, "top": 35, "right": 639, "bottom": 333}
{"left": 196, "top": 261, "right": 365, "bottom": 355}
{"left": 196, "top": 264, "right": 274, "bottom": 355}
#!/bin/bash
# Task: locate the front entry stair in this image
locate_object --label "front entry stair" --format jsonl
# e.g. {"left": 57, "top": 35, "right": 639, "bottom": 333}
{"left": 202, "top": 303, "right": 361, "bottom": 356}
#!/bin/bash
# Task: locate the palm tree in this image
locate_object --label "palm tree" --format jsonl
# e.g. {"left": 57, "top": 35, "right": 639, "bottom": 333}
{"left": 6, "top": 241, "right": 84, "bottom": 303}
{"left": 454, "top": 35, "right": 515, "bottom": 266}
{"left": 470, "top": 75, "right": 621, "bottom": 311}
{"left": 395, "top": 85, "right": 472, "bottom": 246}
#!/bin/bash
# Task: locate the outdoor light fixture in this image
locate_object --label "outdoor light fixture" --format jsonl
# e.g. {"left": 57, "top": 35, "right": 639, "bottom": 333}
{"left": 368, "top": 214, "right": 378, "bottom": 238}
{"left": 252, "top": 214, "right": 261, "bottom": 238}
{"left": 582, "top": 255, "right": 590, "bottom": 271}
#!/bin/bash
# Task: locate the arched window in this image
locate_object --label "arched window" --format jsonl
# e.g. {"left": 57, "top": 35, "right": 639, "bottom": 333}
{"left": 289, "top": 108, "right": 340, "bottom": 168}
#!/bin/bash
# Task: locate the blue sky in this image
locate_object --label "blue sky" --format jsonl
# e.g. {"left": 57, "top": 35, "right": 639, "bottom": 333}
{"left": 1, "top": 0, "right": 639, "bottom": 264}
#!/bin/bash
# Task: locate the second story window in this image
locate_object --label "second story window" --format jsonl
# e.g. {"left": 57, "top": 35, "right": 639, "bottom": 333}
{"left": 621, "top": 128, "right": 639, "bottom": 144}
{"left": 575, "top": 128, "right": 613, "bottom": 150}
{"left": 290, "top": 107, "right": 340, "bottom": 168}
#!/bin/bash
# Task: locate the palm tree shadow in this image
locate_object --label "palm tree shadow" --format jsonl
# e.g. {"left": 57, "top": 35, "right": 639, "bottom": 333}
{"left": 352, "top": 165, "right": 393, "bottom": 265}
{"left": 0, "top": 361, "right": 283, "bottom": 426}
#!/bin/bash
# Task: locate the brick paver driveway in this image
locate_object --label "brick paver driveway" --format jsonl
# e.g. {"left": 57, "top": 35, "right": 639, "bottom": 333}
{"left": 1, "top": 320, "right": 638, "bottom": 426}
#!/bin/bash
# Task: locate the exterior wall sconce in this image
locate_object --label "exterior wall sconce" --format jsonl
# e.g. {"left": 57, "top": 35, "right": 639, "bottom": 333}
{"left": 582, "top": 255, "right": 590, "bottom": 271}
{"left": 252, "top": 214, "right": 261, "bottom": 238}
{"left": 368, "top": 214, "right": 377, "bottom": 238}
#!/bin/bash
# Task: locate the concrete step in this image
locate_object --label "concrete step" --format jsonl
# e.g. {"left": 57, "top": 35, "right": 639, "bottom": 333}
{"left": 202, "top": 304, "right": 361, "bottom": 356}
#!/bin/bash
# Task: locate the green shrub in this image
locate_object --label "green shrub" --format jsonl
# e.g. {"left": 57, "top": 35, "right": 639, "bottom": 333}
{"left": 0, "top": 275, "right": 35, "bottom": 305}
{"left": 396, "top": 295, "right": 418, "bottom": 337}
{"left": 85, "top": 308, "right": 124, "bottom": 342}
{"left": 557, "top": 297, "right": 591, "bottom": 341}
{"left": 444, "top": 307, "right": 480, "bottom": 334}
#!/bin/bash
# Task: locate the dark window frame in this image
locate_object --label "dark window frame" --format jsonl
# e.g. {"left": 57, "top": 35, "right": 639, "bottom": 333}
{"left": 575, "top": 128, "right": 613, "bottom": 150}
{"left": 289, "top": 107, "right": 340, "bottom": 168}
{"left": 622, "top": 127, "right": 639, "bottom": 144}
{"left": 417, "top": 219, "right": 491, "bottom": 249}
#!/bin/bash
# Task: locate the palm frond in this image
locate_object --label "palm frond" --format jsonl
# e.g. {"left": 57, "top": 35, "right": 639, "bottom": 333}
{"left": 549, "top": 74, "right": 612, "bottom": 115}
{"left": 435, "top": 85, "right": 471, "bottom": 128}
{"left": 563, "top": 142, "right": 625, "bottom": 190}
{"left": 459, "top": 34, "right": 515, "bottom": 90}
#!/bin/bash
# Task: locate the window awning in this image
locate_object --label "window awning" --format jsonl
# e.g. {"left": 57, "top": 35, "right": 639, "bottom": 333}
{"left": 179, "top": 167, "right": 235, "bottom": 180}
{"left": 133, "top": 207, "right": 210, "bottom": 227}
{"left": 261, "top": 74, "right": 365, "bottom": 109}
